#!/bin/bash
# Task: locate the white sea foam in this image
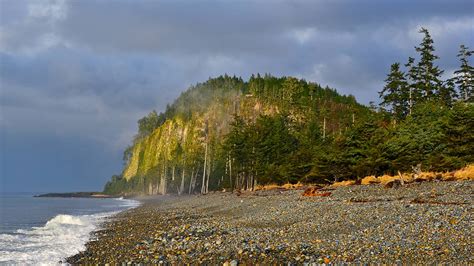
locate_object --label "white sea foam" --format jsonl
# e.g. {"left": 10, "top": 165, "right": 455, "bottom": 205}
{"left": 0, "top": 198, "right": 140, "bottom": 265}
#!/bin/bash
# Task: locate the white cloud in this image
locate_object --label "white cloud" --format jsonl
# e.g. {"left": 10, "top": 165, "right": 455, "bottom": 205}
{"left": 291, "top": 27, "right": 317, "bottom": 44}
{"left": 0, "top": 0, "right": 68, "bottom": 54}
{"left": 27, "top": 0, "right": 67, "bottom": 21}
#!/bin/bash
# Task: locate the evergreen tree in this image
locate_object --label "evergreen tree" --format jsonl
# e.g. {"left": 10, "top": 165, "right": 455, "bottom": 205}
{"left": 105, "top": 42, "right": 474, "bottom": 196}
{"left": 453, "top": 45, "right": 474, "bottom": 102}
{"left": 439, "top": 78, "right": 457, "bottom": 107}
{"left": 441, "top": 102, "right": 474, "bottom": 169}
{"left": 137, "top": 110, "right": 161, "bottom": 138}
{"left": 413, "top": 28, "right": 444, "bottom": 101}
{"left": 379, "top": 63, "right": 409, "bottom": 120}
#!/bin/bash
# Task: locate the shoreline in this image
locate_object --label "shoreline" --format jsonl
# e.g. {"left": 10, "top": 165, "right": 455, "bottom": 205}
{"left": 67, "top": 181, "right": 473, "bottom": 264}
{"left": 34, "top": 192, "right": 119, "bottom": 198}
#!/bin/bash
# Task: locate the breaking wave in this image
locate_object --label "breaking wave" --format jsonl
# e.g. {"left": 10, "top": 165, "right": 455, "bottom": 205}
{"left": 0, "top": 198, "right": 139, "bottom": 265}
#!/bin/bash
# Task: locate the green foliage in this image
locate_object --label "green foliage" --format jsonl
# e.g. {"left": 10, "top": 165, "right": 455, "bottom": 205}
{"left": 104, "top": 28, "right": 473, "bottom": 195}
{"left": 137, "top": 110, "right": 162, "bottom": 139}
{"left": 382, "top": 102, "right": 448, "bottom": 172}
{"left": 453, "top": 45, "right": 474, "bottom": 102}
{"left": 413, "top": 28, "right": 444, "bottom": 100}
{"left": 441, "top": 102, "right": 474, "bottom": 169}
{"left": 382, "top": 28, "right": 469, "bottom": 116}
{"left": 379, "top": 63, "right": 409, "bottom": 120}
{"left": 103, "top": 175, "right": 128, "bottom": 195}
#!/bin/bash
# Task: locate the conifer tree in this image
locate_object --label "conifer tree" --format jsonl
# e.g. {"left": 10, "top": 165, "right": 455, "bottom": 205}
{"left": 453, "top": 45, "right": 474, "bottom": 102}
{"left": 413, "top": 28, "right": 444, "bottom": 101}
{"left": 379, "top": 63, "right": 409, "bottom": 120}
{"left": 439, "top": 78, "right": 457, "bottom": 107}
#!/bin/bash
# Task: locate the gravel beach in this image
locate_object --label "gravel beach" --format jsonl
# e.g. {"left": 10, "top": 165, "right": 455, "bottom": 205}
{"left": 67, "top": 181, "right": 473, "bottom": 264}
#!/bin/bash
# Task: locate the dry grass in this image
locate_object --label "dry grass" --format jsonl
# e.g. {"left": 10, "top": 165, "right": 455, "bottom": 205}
{"left": 453, "top": 164, "right": 474, "bottom": 180}
{"left": 329, "top": 180, "right": 356, "bottom": 188}
{"left": 398, "top": 172, "right": 414, "bottom": 183}
{"left": 361, "top": 175, "right": 379, "bottom": 185}
{"left": 256, "top": 165, "right": 473, "bottom": 191}
{"left": 254, "top": 183, "right": 281, "bottom": 191}
{"left": 282, "top": 182, "right": 305, "bottom": 190}
{"left": 441, "top": 171, "right": 456, "bottom": 181}
{"left": 377, "top": 175, "right": 400, "bottom": 185}
{"left": 255, "top": 182, "right": 305, "bottom": 191}
{"left": 351, "top": 164, "right": 473, "bottom": 188}
{"left": 416, "top": 172, "right": 438, "bottom": 181}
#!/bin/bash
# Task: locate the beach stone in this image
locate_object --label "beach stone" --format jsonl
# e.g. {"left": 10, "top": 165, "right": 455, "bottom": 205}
{"left": 65, "top": 181, "right": 473, "bottom": 265}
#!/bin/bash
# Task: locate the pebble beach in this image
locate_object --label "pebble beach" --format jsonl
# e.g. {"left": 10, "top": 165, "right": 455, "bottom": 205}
{"left": 67, "top": 181, "right": 473, "bottom": 264}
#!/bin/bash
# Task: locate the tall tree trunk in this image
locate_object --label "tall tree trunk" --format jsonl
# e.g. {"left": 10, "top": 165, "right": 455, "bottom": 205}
{"left": 464, "top": 80, "right": 468, "bottom": 101}
{"left": 409, "top": 87, "right": 413, "bottom": 115}
{"left": 192, "top": 169, "right": 198, "bottom": 193}
{"left": 159, "top": 173, "right": 164, "bottom": 194}
{"left": 172, "top": 166, "right": 175, "bottom": 181}
{"left": 156, "top": 167, "right": 161, "bottom": 195}
{"left": 160, "top": 162, "right": 167, "bottom": 195}
{"left": 229, "top": 155, "right": 233, "bottom": 191}
{"left": 179, "top": 168, "right": 186, "bottom": 195}
{"left": 249, "top": 174, "right": 253, "bottom": 191}
{"left": 254, "top": 172, "right": 258, "bottom": 191}
{"left": 235, "top": 172, "right": 239, "bottom": 191}
{"left": 224, "top": 156, "right": 228, "bottom": 189}
{"left": 201, "top": 142, "right": 208, "bottom": 194}
{"left": 188, "top": 168, "right": 194, "bottom": 194}
{"left": 323, "top": 117, "right": 326, "bottom": 139}
{"left": 205, "top": 154, "right": 211, "bottom": 194}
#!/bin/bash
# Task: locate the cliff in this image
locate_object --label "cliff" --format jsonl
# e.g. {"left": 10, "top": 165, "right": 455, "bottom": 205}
{"left": 103, "top": 74, "right": 369, "bottom": 195}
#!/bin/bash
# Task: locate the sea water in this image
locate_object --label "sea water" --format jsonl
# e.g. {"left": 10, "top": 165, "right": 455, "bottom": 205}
{"left": 0, "top": 193, "right": 140, "bottom": 264}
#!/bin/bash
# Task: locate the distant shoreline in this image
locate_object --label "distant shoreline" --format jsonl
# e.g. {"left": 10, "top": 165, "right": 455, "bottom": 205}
{"left": 34, "top": 192, "right": 118, "bottom": 198}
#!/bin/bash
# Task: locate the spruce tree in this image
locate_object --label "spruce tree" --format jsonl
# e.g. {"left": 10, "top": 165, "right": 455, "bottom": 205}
{"left": 413, "top": 28, "right": 444, "bottom": 101}
{"left": 379, "top": 63, "right": 409, "bottom": 120}
{"left": 453, "top": 44, "right": 474, "bottom": 102}
{"left": 439, "top": 78, "right": 457, "bottom": 107}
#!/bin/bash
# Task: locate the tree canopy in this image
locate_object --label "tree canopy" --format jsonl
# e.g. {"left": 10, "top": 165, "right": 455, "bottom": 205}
{"left": 105, "top": 28, "right": 474, "bottom": 195}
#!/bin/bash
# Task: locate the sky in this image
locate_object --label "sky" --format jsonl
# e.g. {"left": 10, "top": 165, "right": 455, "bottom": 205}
{"left": 1, "top": 0, "right": 473, "bottom": 193}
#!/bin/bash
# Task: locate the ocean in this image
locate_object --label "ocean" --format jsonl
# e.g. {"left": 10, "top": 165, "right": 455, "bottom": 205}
{"left": 0, "top": 193, "right": 140, "bottom": 264}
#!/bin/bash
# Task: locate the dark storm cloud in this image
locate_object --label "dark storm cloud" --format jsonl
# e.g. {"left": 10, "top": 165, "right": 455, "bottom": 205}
{"left": 1, "top": 0, "right": 473, "bottom": 192}
{"left": 58, "top": 0, "right": 472, "bottom": 54}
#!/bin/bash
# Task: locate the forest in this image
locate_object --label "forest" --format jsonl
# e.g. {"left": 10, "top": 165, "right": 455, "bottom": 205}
{"left": 104, "top": 28, "right": 473, "bottom": 195}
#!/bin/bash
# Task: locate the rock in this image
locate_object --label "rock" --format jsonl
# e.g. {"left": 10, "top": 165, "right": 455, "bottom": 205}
{"left": 66, "top": 181, "right": 473, "bottom": 265}
{"left": 302, "top": 186, "right": 322, "bottom": 196}
{"left": 384, "top": 179, "right": 402, "bottom": 189}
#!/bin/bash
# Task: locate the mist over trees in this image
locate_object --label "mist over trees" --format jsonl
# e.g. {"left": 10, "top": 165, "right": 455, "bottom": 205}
{"left": 104, "top": 28, "right": 473, "bottom": 195}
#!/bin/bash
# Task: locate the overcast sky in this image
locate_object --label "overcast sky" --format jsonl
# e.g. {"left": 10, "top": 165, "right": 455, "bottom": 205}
{"left": 1, "top": 0, "right": 473, "bottom": 192}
